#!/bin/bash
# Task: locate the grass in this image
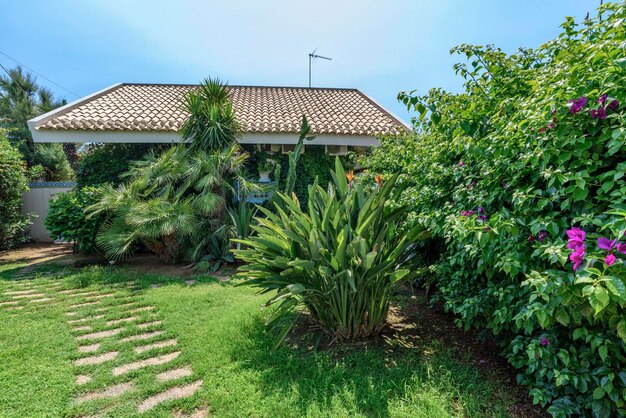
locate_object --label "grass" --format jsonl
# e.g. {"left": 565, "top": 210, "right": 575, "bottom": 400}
{"left": 0, "top": 261, "right": 519, "bottom": 417}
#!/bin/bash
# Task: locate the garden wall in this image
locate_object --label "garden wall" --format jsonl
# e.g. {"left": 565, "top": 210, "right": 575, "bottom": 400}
{"left": 22, "top": 182, "right": 75, "bottom": 242}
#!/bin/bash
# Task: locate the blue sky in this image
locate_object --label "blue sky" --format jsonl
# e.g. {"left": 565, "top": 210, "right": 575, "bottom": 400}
{"left": 0, "top": 0, "right": 596, "bottom": 122}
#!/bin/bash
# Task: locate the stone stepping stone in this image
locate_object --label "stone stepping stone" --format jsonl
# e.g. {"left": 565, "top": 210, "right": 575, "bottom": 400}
{"left": 106, "top": 316, "right": 139, "bottom": 326}
{"left": 73, "top": 325, "right": 92, "bottom": 332}
{"left": 156, "top": 366, "right": 193, "bottom": 382}
{"left": 95, "top": 301, "right": 140, "bottom": 312}
{"left": 75, "top": 375, "right": 92, "bottom": 385}
{"left": 127, "top": 306, "right": 155, "bottom": 314}
{"left": 84, "top": 293, "right": 115, "bottom": 300}
{"left": 76, "top": 382, "right": 134, "bottom": 403}
{"left": 76, "top": 328, "right": 123, "bottom": 341}
{"left": 112, "top": 351, "right": 180, "bottom": 376}
{"left": 174, "top": 408, "right": 209, "bottom": 418}
{"left": 137, "top": 380, "right": 202, "bottom": 413}
{"left": 59, "top": 289, "right": 98, "bottom": 296}
{"left": 30, "top": 298, "right": 54, "bottom": 303}
{"left": 0, "top": 300, "right": 20, "bottom": 306}
{"left": 150, "top": 284, "right": 161, "bottom": 289}
{"left": 184, "top": 280, "right": 197, "bottom": 286}
{"left": 11, "top": 293, "right": 45, "bottom": 299}
{"left": 69, "top": 301, "right": 100, "bottom": 309}
{"left": 68, "top": 315, "right": 104, "bottom": 324}
{"left": 78, "top": 343, "right": 101, "bottom": 353}
{"left": 3, "top": 289, "right": 38, "bottom": 296}
{"left": 134, "top": 339, "right": 177, "bottom": 354}
{"left": 120, "top": 331, "right": 164, "bottom": 343}
{"left": 137, "top": 320, "right": 162, "bottom": 329}
{"left": 75, "top": 351, "right": 119, "bottom": 366}
{"left": 6, "top": 306, "right": 25, "bottom": 311}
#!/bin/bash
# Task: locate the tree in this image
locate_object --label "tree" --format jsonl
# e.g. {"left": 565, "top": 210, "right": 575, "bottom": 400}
{"left": 0, "top": 65, "right": 74, "bottom": 179}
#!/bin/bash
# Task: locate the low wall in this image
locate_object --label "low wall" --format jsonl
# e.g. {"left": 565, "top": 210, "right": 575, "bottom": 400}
{"left": 22, "top": 182, "right": 76, "bottom": 243}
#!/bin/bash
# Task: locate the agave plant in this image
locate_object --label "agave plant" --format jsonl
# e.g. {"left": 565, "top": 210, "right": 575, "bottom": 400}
{"left": 233, "top": 158, "right": 429, "bottom": 344}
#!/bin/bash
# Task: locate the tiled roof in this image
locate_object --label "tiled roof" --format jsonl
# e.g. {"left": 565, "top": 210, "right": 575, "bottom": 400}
{"left": 34, "top": 84, "right": 408, "bottom": 136}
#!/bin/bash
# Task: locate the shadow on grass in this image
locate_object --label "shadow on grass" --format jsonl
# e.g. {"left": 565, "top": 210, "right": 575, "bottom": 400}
{"left": 229, "top": 314, "right": 511, "bottom": 417}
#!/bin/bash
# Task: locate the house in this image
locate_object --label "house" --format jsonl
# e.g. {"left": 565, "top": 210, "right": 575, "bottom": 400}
{"left": 27, "top": 83, "right": 410, "bottom": 154}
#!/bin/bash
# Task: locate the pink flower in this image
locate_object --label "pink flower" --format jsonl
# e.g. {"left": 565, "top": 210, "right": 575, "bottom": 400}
{"left": 597, "top": 237, "right": 617, "bottom": 251}
{"left": 597, "top": 94, "right": 608, "bottom": 105}
{"left": 605, "top": 253, "right": 617, "bottom": 267}
{"left": 461, "top": 211, "right": 468, "bottom": 217}
{"left": 568, "top": 97, "right": 587, "bottom": 114}
{"left": 457, "top": 161, "right": 465, "bottom": 167}
{"left": 570, "top": 249, "right": 585, "bottom": 270}
{"left": 590, "top": 106, "right": 607, "bottom": 119}
{"left": 540, "top": 337, "right": 550, "bottom": 347}
{"left": 537, "top": 230, "right": 549, "bottom": 242}
{"left": 617, "top": 243, "right": 626, "bottom": 254}
{"left": 528, "top": 234, "right": 536, "bottom": 243}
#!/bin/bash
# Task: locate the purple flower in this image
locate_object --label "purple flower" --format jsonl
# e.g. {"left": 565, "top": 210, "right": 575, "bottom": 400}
{"left": 617, "top": 243, "right": 626, "bottom": 254}
{"left": 540, "top": 337, "right": 550, "bottom": 347}
{"left": 566, "top": 227, "right": 586, "bottom": 243}
{"left": 457, "top": 161, "right": 465, "bottom": 167}
{"left": 528, "top": 234, "right": 536, "bottom": 243}
{"left": 477, "top": 215, "right": 487, "bottom": 222}
{"left": 479, "top": 359, "right": 487, "bottom": 365}
{"left": 547, "top": 123, "right": 555, "bottom": 129}
{"left": 590, "top": 106, "right": 607, "bottom": 119}
{"left": 597, "top": 237, "right": 617, "bottom": 251}
{"left": 467, "top": 210, "right": 476, "bottom": 216}
{"left": 537, "top": 230, "right": 549, "bottom": 242}
{"left": 538, "top": 127, "right": 547, "bottom": 133}
{"left": 461, "top": 211, "right": 468, "bottom": 217}
{"left": 570, "top": 250, "right": 585, "bottom": 270}
{"left": 607, "top": 99, "right": 620, "bottom": 112}
{"left": 568, "top": 97, "right": 587, "bottom": 114}
{"left": 598, "top": 94, "right": 608, "bottom": 105}
{"left": 478, "top": 207, "right": 486, "bottom": 215}
{"left": 605, "top": 253, "right": 617, "bottom": 267}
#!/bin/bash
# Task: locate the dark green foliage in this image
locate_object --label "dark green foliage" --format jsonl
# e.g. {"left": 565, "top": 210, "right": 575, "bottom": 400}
{"left": 31, "top": 143, "right": 74, "bottom": 181}
{"left": 76, "top": 143, "right": 166, "bottom": 187}
{"left": 180, "top": 78, "right": 240, "bottom": 151}
{"left": 234, "top": 158, "right": 428, "bottom": 344}
{"left": 0, "top": 66, "right": 71, "bottom": 178}
{"left": 366, "top": 4, "right": 626, "bottom": 416}
{"left": 45, "top": 187, "right": 104, "bottom": 253}
{"left": 0, "top": 133, "right": 30, "bottom": 250}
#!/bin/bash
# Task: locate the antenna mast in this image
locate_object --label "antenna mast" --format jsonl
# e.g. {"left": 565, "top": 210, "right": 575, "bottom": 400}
{"left": 308, "top": 49, "right": 332, "bottom": 87}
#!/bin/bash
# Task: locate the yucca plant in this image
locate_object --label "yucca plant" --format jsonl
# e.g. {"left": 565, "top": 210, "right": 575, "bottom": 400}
{"left": 233, "top": 158, "right": 429, "bottom": 344}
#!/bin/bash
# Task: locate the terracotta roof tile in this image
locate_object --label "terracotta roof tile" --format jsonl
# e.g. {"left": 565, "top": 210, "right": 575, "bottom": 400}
{"left": 35, "top": 84, "right": 407, "bottom": 136}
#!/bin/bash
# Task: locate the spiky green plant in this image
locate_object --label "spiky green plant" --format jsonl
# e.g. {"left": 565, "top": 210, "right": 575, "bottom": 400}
{"left": 233, "top": 158, "right": 429, "bottom": 344}
{"left": 180, "top": 78, "right": 240, "bottom": 151}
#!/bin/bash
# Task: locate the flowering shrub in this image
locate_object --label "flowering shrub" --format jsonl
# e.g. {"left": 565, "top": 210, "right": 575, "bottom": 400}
{"left": 365, "top": 3, "right": 626, "bottom": 416}
{"left": 0, "top": 132, "right": 30, "bottom": 250}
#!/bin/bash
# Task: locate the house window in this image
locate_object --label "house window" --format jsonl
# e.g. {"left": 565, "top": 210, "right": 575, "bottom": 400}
{"left": 263, "top": 144, "right": 281, "bottom": 153}
{"left": 325, "top": 145, "right": 348, "bottom": 156}
{"left": 282, "top": 144, "right": 305, "bottom": 154}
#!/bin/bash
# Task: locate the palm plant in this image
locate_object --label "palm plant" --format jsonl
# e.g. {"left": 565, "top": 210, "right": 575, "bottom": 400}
{"left": 180, "top": 78, "right": 240, "bottom": 151}
{"left": 89, "top": 78, "right": 258, "bottom": 264}
{"left": 234, "top": 158, "right": 429, "bottom": 344}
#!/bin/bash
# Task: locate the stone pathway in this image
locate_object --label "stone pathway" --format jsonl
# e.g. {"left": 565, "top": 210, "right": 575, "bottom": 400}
{"left": 0, "top": 278, "right": 209, "bottom": 416}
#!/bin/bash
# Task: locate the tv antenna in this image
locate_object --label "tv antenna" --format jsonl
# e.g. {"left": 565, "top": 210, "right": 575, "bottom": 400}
{"left": 308, "top": 49, "right": 332, "bottom": 87}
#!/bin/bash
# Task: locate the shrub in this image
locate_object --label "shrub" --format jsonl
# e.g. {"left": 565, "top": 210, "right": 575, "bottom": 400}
{"left": 365, "top": 4, "right": 626, "bottom": 416}
{"left": 76, "top": 143, "right": 166, "bottom": 187}
{"left": 234, "top": 158, "right": 428, "bottom": 344}
{"left": 0, "top": 132, "right": 30, "bottom": 250}
{"left": 45, "top": 186, "right": 104, "bottom": 253}
{"left": 31, "top": 143, "right": 74, "bottom": 181}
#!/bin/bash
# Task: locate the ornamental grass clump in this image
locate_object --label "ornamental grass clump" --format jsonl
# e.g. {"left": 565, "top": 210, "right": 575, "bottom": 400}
{"left": 233, "top": 158, "right": 429, "bottom": 344}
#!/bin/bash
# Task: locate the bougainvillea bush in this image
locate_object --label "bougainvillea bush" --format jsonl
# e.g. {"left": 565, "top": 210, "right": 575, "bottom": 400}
{"left": 365, "top": 4, "right": 626, "bottom": 417}
{"left": 0, "top": 131, "right": 30, "bottom": 250}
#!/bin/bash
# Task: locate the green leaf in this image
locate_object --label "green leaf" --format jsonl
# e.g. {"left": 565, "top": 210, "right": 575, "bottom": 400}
{"left": 604, "top": 276, "right": 626, "bottom": 299}
{"left": 589, "top": 286, "right": 610, "bottom": 314}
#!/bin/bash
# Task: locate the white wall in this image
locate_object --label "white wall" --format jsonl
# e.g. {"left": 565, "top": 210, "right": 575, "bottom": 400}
{"left": 22, "top": 185, "right": 74, "bottom": 243}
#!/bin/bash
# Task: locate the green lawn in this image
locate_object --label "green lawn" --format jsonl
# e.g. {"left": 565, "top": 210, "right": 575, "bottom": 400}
{"left": 0, "top": 261, "right": 520, "bottom": 417}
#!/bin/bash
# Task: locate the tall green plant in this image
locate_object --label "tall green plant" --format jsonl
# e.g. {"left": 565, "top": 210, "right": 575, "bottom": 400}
{"left": 366, "top": 3, "right": 626, "bottom": 416}
{"left": 234, "top": 158, "right": 428, "bottom": 345}
{"left": 0, "top": 132, "right": 30, "bottom": 250}
{"left": 180, "top": 78, "right": 240, "bottom": 151}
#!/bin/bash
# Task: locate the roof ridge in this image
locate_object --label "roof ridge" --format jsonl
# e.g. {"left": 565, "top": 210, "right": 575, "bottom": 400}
{"left": 120, "top": 82, "right": 359, "bottom": 92}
